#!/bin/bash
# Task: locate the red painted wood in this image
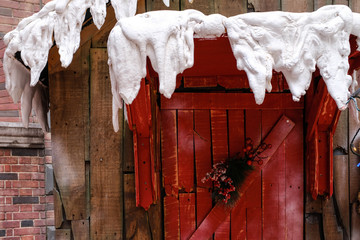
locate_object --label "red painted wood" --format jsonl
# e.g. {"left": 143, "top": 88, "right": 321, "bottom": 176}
{"left": 180, "top": 193, "right": 196, "bottom": 240}
{"left": 310, "top": 128, "right": 319, "bottom": 199}
{"left": 211, "top": 110, "right": 230, "bottom": 239}
{"left": 262, "top": 110, "right": 286, "bottom": 239}
{"left": 217, "top": 75, "right": 249, "bottom": 89}
{"left": 182, "top": 37, "right": 239, "bottom": 77}
{"left": 161, "top": 93, "right": 304, "bottom": 110}
{"left": 196, "top": 188, "right": 212, "bottom": 227}
{"left": 245, "top": 110, "right": 262, "bottom": 240}
{"left": 164, "top": 196, "right": 180, "bottom": 239}
{"left": 137, "top": 137, "right": 153, "bottom": 210}
{"left": 178, "top": 110, "right": 194, "bottom": 192}
{"left": 184, "top": 76, "right": 217, "bottom": 88}
{"left": 161, "top": 110, "right": 178, "bottom": 196}
{"left": 190, "top": 115, "right": 295, "bottom": 240}
{"left": 194, "top": 110, "right": 212, "bottom": 188}
{"left": 228, "top": 110, "right": 246, "bottom": 239}
{"left": 211, "top": 110, "right": 228, "bottom": 164}
{"left": 285, "top": 110, "right": 304, "bottom": 240}
{"left": 306, "top": 80, "right": 327, "bottom": 141}
{"left": 194, "top": 110, "right": 212, "bottom": 226}
{"left": 133, "top": 129, "right": 139, "bottom": 206}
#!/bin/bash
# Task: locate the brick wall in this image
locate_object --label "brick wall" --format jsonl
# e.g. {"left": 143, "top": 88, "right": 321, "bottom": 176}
{"left": 0, "top": 132, "right": 54, "bottom": 240}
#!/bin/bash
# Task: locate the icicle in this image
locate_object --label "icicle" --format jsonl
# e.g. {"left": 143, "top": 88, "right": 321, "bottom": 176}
{"left": 107, "top": 10, "right": 225, "bottom": 131}
{"left": 54, "top": 0, "right": 91, "bottom": 68}
{"left": 90, "top": 0, "right": 109, "bottom": 29}
{"left": 111, "top": 0, "right": 137, "bottom": 21}
{"left": 225, "top": 5, "right": 354, "bottom": 109}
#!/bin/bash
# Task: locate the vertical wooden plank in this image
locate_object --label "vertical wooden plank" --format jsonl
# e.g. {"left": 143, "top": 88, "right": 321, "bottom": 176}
{"left": 194, "top": 110, "right": 212, "bottom": 226}
{"left": 349, "top": 101, "right": 360, "bottom": 205}
{"left": 124, "top": 118, "right": 134, "bottom": 172}
{"left": 262, "top": 110, "right": 286, "bottom": 240}
{"left": 147, "top": 0, "right": 180, "bottom": 11}
{"left": 54, "top": 188, "right": 63, "bottom": 228}
{"left": 161, "top": 110, "right": 178, "bottom": 196}
{"left": 351, "top": 0, "right": 360, "bottom": 11}
{"left": 211, "top": 110, "right": 230, "bottom": 239}
{"left": 124, "top": 173, "right": 152, "bottom": 240}
{"left": 281, "top": 0, "right": 313, "bottom": 11}
{"left": 71, "top": 220, "right": 89, "bottom": 240}
{"left": 285, "top": 109, "right": 304, "bottom": 240}
{"left": 214, "top": 0, "right": 247, "bottom": 17}
{"left": 55, "top": 229, "right": 71, "bottom": 240}
{"left": 180, "top": 193, "right": 196, "bottom": 240}
{"left": 322, "top": 198, "right": 344, "bottom": 239}
{"left": 228, "top": 110, "right": 246, "bottom": 239}
{"left": 245, "top": 109, "right": 262, "bottom": 240}
{"left": 50, "top": 42, "right": 89, "bottom": 221}
{"left": 314, "top": 0, "right": 332, "bottom": 10}
{"left": 251, "top": 0, "right": 281, "bottom": 11}
{"left": 181, "top": 0, "right": 215, "bottom": 15}
{"left": 90, "top": 48, "right": 123, "bottom": 239}
{"left": 178, "top": 110, "right": 194, "bottom": 192}
{"left": 333, "top": 0, "right": 348, "bottom": 5}
{"left": 164, "top": 196, "right": 180, "bottom": 239}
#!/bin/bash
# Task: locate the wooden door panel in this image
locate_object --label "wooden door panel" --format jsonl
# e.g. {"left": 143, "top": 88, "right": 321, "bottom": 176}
{"left": 161, "top": 105, "right": 304, "bottom": 240}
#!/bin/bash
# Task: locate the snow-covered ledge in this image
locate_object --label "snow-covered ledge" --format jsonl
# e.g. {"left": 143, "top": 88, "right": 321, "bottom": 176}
{"left": 0, "top": 122, "right": 44, "bottom": 149}
{"left": 3, "top": 0, "right": 360, "bottom": 132}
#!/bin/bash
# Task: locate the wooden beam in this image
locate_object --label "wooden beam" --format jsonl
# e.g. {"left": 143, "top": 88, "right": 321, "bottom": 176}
{"left": 161, "top": 93, "right": 304, "bottom": 110}
{"left": 190, "top": 115, "right": 295, "bottom": 239}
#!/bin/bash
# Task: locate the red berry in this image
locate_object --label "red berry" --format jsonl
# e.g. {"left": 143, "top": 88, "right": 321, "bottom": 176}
{"left": 258, "top": 160, "right": 263, "bottom": 165}
{"left": 246, "top": 145, "right": 252, "bottom": 151}
{"left": 247, "top": 160, "right": 252, "bottom": 165}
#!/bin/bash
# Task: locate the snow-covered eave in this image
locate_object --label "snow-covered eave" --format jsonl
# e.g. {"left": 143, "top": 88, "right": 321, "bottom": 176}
{"left": 4, "top": 3, "right": 360, "bottom": 132}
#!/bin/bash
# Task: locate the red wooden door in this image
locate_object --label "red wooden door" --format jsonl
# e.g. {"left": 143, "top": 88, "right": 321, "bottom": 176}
{"left": 161, "top": 93, "right": 304, "bottom": 240}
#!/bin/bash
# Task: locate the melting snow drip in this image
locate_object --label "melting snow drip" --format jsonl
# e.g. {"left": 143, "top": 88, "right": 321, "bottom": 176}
{"left": 3, "top": 1, "right": 360, "bottom": 132}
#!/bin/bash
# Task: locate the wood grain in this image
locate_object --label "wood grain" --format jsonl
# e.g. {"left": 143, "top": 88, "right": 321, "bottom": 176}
{"left": 90, "top": 48, "right": 123, "bottom": 239}
{"left": 50, "top": 42, "right": 89, "bottom": 221}
{"left": 180, "top": 193, "right": 196, "bottom": 240}
{"left": 71, "top": 220, "right": 89, "bottom": 240}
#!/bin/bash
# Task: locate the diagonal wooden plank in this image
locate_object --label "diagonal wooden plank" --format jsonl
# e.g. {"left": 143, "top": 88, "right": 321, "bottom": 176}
{"left": 190, "top": 115, "right": 295, "bottom": 240}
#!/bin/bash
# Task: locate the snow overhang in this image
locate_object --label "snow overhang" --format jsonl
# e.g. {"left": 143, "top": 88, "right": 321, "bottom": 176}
{"left": 3, "top": 1, "right": 360, "bottom": 132}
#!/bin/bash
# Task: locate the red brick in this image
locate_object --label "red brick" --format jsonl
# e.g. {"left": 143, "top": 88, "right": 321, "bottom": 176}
{"left": 44, "top": 142, "right": 51, "bottom": 148}
{"left": 19, "top": 189, "right": 32, "bottom": 196}
{"left": 0, "top": 189, "right": 18, "bottom": 196}
{"left": 12, "top": 10, "right": 33, "bottom": 18}
{"left": 17, "top": 2, "right": 33, "bottom": 11}
{"left": 19, "top": 157, "right": 31, "bottom": 164}
{"left": 20, "top": 205, "right": 32, "bottom": 212}
{"left": 45, "top": 211, "right": 53, "bottom": 219}
{"left": 0, "top": 197, "right": 4, "bottom": 204}
{"left": 12, "top": 165, "right": 38, "bottom": 173}
{"left": 18, "top": 173, "right": 31, "bottom": 180}
{"left": 0, "top": 16, "right": 19, "bottom": 26}
{"left": 0, "top": 157, "right": 18, "bottom": 164}
{"left": 39, "top": 212, "right": 45, "bottom": 219}
{"left": 38, "top": 197, "right": 45, "bottom": 204}
{"left": 6, "top": 228, "right": 13, "bottom": 236}
{"left": 32, "top": 188, "right": 44, "bottom": 196}
{"left": 14, "top": 227, "right": 40, "bottom": 236}
{"left": 0, "top": 220, "right": 20, "bottom": 228}
{"left": 6, "top": 196, "right": 12, "bottom": 204}
{"left": 0, "top": 181, "right": 3, "bottom": 188}
{"left": 45, "top": 195, "right": 53, "bottom": 203}
{"left": 38, "top": 166, "right": 44, "bottom": 173}
{"left": 0, "top": 0, "right": 19, "bottom": 9}
{"left": 33, "top": 219, "right": 45, "bottom": 227}
{"left": 0, "top": 212, "right": 5, "bottom": 220}
{"left": 44, "top": 156, "right": 52, "bottom": 164}
{"left": 33, "top": 204, "right": 44, "bottom": 211}
{"left": 4, "top": 165, "right": 11, "bottom": 172}
{"left": 13, "top": 212, "right": 39, "bottom": 220}
{"left": 0, "top": 24, "right": 13, "bottom": 33}
{"left": 0, "top": 165, "right": 4, "bottom": 172}
{"left": 3, "top": 237, "right": 20, "bottom": 240}
{"left": 33, "top": 5, "right": 40, "bottom": 12}
{"left": 20, "top": 236, "right": 34, "bottom": 240}
{"left": 46, "top": 218, "right": 54, "bottom": 226}
{"left": 12, "top": 181, "right": 39, "bottom": 188}
{"left": 4, "top": 205, "right": 19, "bottom": 212}
{"left": 5, "top": 181, "right": 11, "bottom": 188}
{"left": 34, "top": 235, "right": 45, "bottom": 240}
{"left": 30, "top": 158, "right": 44, "bottom": 165}
{"left": 6, "top": 212, "right": 13, "bottom": 220}
{"left": 4, "top": 149, "right": 11, "bottom": 156}
{"left": 30, "top": 173, "right": 44, "bottom": 180}
{"left": 39, "top": 182, "right": 44, "bottom": 188}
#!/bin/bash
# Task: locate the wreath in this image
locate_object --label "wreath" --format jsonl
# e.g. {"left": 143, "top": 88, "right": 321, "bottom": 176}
{"left": 202, "top": 138, "right": 271, "bottom": 206}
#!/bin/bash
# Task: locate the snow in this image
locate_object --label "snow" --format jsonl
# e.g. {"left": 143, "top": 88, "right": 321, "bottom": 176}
{"left": 3, "top": 1, "right": 360, "bottom": 131}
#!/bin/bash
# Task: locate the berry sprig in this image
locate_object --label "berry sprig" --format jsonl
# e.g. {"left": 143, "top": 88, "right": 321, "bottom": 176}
{"left": 243, "top": 138, "right": 271, "bottom": 166}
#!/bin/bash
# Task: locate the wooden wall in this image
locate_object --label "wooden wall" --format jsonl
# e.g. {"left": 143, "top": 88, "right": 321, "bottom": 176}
{"left": 47, "top": 0, "right": 360, "bottom": 239}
